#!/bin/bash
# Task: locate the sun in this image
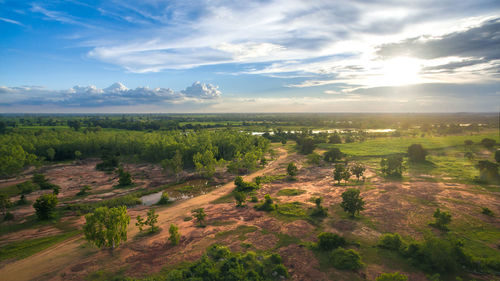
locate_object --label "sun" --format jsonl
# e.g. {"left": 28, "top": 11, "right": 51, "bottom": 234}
{"left": 378, "top": 57, "right": 421, "bottom": 86}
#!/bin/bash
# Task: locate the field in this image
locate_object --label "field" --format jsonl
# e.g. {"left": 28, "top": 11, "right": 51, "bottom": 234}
{"left": 0, "top": 113, "right": 499, "bottom": 281}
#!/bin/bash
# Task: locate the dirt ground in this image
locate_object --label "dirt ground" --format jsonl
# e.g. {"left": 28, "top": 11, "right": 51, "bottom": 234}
{"left": 1, "top": 147, "right": 499, "bottom": 281}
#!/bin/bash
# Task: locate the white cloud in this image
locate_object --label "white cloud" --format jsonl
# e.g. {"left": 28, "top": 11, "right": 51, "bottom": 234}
{"left": 0, "top": 82, "right": 222, "bottom": 107}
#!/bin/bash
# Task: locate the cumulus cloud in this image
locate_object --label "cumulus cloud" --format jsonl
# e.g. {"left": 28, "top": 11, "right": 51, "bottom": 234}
{"left": 0, "top": 82, "right": 221, "bottom": 107}
{"left": 181, "top": 82, "right": 221, "bottom": 99}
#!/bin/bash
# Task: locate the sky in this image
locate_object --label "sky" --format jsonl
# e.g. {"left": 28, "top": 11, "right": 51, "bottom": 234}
{"left": 0, "top": 0, "right": 499, "bottom": 113}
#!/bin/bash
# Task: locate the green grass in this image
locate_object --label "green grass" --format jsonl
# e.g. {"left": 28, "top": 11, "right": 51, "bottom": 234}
{"left": 274, "top": 233, "right": 302, "bottom": 249}
{"left": 0, "top": 230, "right": 80, "bottom": 261}
{"left": 210, "top": 192, "right": 236, "bottom": 204}
{"left": 273, "top": 202, "right": 308, "bottom": 221}
{"left": 277, "top": 188, "right": 306, "bottom": 196}
{"left": 318, "top": 132, "right": 499, "bottom": 157}
{"left": 215, "top": 225, "right": 258, "bottom": 241}
{"left": 259, "top": 174, "right": 287, "bottom": 183}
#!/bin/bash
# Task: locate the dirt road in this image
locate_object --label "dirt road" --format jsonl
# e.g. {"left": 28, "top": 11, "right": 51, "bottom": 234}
{"left": 0, "top": 147, "right": 288, "bottom": 281}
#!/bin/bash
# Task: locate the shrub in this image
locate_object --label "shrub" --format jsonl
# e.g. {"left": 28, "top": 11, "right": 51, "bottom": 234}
{"left": 376, "top": 272, "right": 408, "bottom": 281}
{"left": 307, "top": 153, "right": 322, "bottom": 165}
{"left": 310, "top": 197, "right": 328, "bottom": 217}
{"left": 430, "top": 208, "right": 451, "bottom": 230}
{"left": 408, "top": 144, "right": 427, "bottom": 162}
{"left": 158, "top": 192, "right": 170, "bottom": 205}
{"left": 76, "top": 185, "right": 91, "bottom": 196}
{"left": 192, "top": 208, "right": 207, "bottom": 226}
{"left": 330, "top": 247, "right": 363, "bottom": 270}
{"left": 234, "top": 176, "right": 260, "bottom": 192}
{"left": 378, "top": 233, "right": 404, "bottom": 251}
{"left": 255, "top": 194, "right": 276, "bottom": 211}
{"left": 168, "top": 224, "right": 180, "bottom": 245}
{"left": 404, "top": 236, "right": 466, "bottom": 273}
{"left": 117, "top": 168, "right": 133, "bottom": 187}
{"left": 4, "top": 211, "right": 14, "bottom": 221}
{"left": 33, "top": 193, "right": 58, "bottom": 220}
{"left": 481, "top": 138, "right": 496, "bottom": 149}
{"left": 145, "top": 209, "right": 159, "bottom": 232}
{"left": 380, "top": 155, "right": 404, "bottom": 177}
{"left": 287, "top": 162, "right": 298, "bottom": 177}
{"left": 234, "top": 191, "right": 246, "bottom": 207}
{"left": 481, "top": 207, "right": 494, "bottom": 216}
{"left": 324, "top": 148, "right": 343, "bottom": 162}
{"left": 317, "top": 232, "right": 346, "bottom": 251}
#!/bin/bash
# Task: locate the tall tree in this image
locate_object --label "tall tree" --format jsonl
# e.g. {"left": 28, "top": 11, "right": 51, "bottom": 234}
{"left": 340, "top": 188, "right": 365, "bottom": 217}
{"left": 83, "top": 206, "right": 130, "bottom": 249}
{"left": 33, "top": 193, "right": 58, "bottom": 220}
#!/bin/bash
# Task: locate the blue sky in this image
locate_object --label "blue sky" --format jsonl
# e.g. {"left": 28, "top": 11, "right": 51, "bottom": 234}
{"left": 0, "top": 0, "right": 499, "bottom": 112}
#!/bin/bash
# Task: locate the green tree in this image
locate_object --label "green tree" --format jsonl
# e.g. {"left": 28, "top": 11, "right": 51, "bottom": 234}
{"left": 118, "top": 168, "right": 133, "bottom": 187}
{"left": 193, "top": 150, "right": 217, "bottom": 178}
{"left": 33, "top": 193, "right": 58, "bottom": 220}
{"left": 408, "top": 144, "right": 427, "bottom": 162}
{"left": 380, "top": 155, "right": 404, "bottom": 177}
{"left": 476, "top": 160, "right": 499, "bottom": 182}
{"left": 350, "top": 163, "right": 365, "bottom": 181}
{"left": 297, "top": 137, "right": 316, "bottom": 154}
{"left": 317, "top": 232, "right": 346, "bottom": 251}
{"left": 0, "top": 193, "right": 12, "bottom": 216}
{"left": 328, "top": 133, "right": 342, "bottom": 144}
{"left": 46, "top": 148, "right": 56, "bottom": 161}
{"left": 333, "top": 164, "right": 345, "bottom": 185}
{"left": 376, "top": 272, "right": 408, "bottom": 281}
{"left": 430, "top": 208, "right": 451, "bottom": 230}
{"left": 74, "top": 150, "right": 82, "bottom": 160}
{"left": 378, "top": 233, "right": 404, "bottom": 251}
{"left": 495, "top": 150, "right": 500, "bottom": 163}
{"left": 168, "top": 224, "right": 180, "bottom": 245}
{"left": 340, "top": 188, "right": 365, "bottom": 217}
{"left": 0, "top": 144, "right": 33, "bottom": 177}
{"left": 324, "top": 148, "right": 343, "bottom": 162}
{"left": 67, "top": 120, "right": 81, "bottom": 131}
{"left": 341, "top": 168, "right": 351, "bottom": 185}
{"left": 255, "top": 194, "right": 276, "bottom": 211}
{"left": 307, "top": 153, "right": 321, "bottom": 165}
{"left": 287, "top": 162, "right": 298, "bottom": 178}
{"left": 192, "top": 208, "right": 207, "bottom": 226}
{"left": 162, "top": 150, "right": 183, "bottom": 181}
{"left": 234, "top": 192, "right": 246, "bottom": 207}
{"left": 136, "top": 215, "right": 145, "bottom": 232}
{"left": 311, "top": 197, "right": 328, "bottom": 217}
{"left": 145, "top": 209, "right": 159, "bottom": 232}
{"left": 481, "top": 138, "right": 496, "bottom": 149}
{"left": 83, "top": 206, "right": 130, "bottom": 249}
{"left": 330, "top": 248, "right": 363, "bottom": 270}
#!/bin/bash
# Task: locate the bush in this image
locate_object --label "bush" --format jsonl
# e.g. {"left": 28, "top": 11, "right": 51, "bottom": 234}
{"left": 330, "top": 247, "right": 363, "bottom": 270}
{"left": 158, "top": 192, "right": 170, "bottom": 205}
{"left": 234, "top": 191, "right": 246, "bottom": 207}
{"left": 32, "top": 174, "right": 57, "bottom": 190}
{"left": 481, "top": 207, "right": 494, "bottom": 216}
{"left": 117, "top": 168, "right": 133, "bottom": 187}
{"left": 317, "top": 232, "right": 346, "bottom": 251}
{"left": 76, "top": 185, "right": 91, "bottom": 196}
{"left": 255, "top": 194, "right": 276, "bottom": 212}
{"left": 168, "top": 224, "right": 180, "bottom": 245}
{"left": 310, "top": 197, "right": 328, "bottom": 217}
{"left": 340, "top": 188, "right": 365, "bottom": 217}
{"left": 378, "top": 233, "right": 404, "bottom": 251}
{"left": 376, "top": 272, "right": 408, "bottom": 281}
{"left": 4, "top": 211, "right": 14, "bottom": 221}
{"left": 287, "top": 162, "right": 298, "bottom": 177}
{"left": 33, "top": 193, "right": 58, "bottom": 220}
{"left": 430, "top": 208, "right": 451, "bottom": 230}
{"left": 408, "top": 144, "right": 427, "bottom": 162}
{"left": 234, "top": 176, "right": 260, "bottom": 192}
{"left": 380, "top": 155, "right": 404, "bottom": 177}
{"left": 324, "top": 148, "right": 343, "bottom": 162}
{"left": 481, "top": 138, "right": 496, "bottom": 149}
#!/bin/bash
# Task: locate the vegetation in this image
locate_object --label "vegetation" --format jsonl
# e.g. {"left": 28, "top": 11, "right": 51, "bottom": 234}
{"left": 83, "top": 206, "right": 130, "bottom": 249}
{"left": 381, "top": 155, "right": 404, "bottom": 177}
{"left": 407, "top": 144, "right": 427, "bottom": 162}
{"left": 350, "top": 163, "right": 365, "bottom": 181}
{"left": 286, "top": 162, "right": 298, "bottom": 178}
{"left": 168, "top": 224, "right": 180, "bottom": 245}
{"left": 375, "top": 272, "right": 408, "bottom": 281}
{"left": 117, "top": 167, "right": 133, "bottom": 187}
{"left": 158, "top": 192, "right": 170, "bottom": 205}
{"left": 324, "top": 147, "right": 343, "bottom": 162}
{"left": 191, "top": 208, "right": 207, "bottom": 226}
{"left": 340, "top": 188, "right": 365, "bottom": 217}
{"left": 33, "top": 194, "right": 58, "bottom": 220}
{"left": 277, "top": 188, "right": 305, "bottom": 196}
{"left": 234, "top": 176, "right": 260, "bottom": 192}
{"left": 145, "top": 209, "right": 159, "bottom": 232}
{"left": 378, "top": 233, "right": 404, "bottom": 251}
{"left": 317, "top": 232, "right": 346, "bottom": 251}
{"left": 430, "top": 208, "right": 452, "bottom": 230}
{"left": 310, "top": 197, "right": 328, "bottom": 217}
{"left": 481, "top": 207, "right": 494, "bottom": 216}
{"left": 330, "top": 247, "right": 363, "bottom": 270}
{"left": 76, "top": 185, "right": 91, "bottom": 196}
{"left": 255, "top": 194, "right": 277, "bottom": 211}
{"left": 234, "top": 191, "right": 246, "bottom": 207}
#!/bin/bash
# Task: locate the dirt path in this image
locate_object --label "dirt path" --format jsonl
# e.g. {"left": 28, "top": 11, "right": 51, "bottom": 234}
{"left": 0, "top": 148, "right": 288, "bottom": 281}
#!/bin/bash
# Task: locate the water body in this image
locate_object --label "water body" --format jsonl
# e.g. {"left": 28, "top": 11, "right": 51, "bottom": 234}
{"left": 141, "top": 191, "right": 163, "bottom": 206}
{"left": 251, "top": 128, "right": 395, "bottom": 135}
